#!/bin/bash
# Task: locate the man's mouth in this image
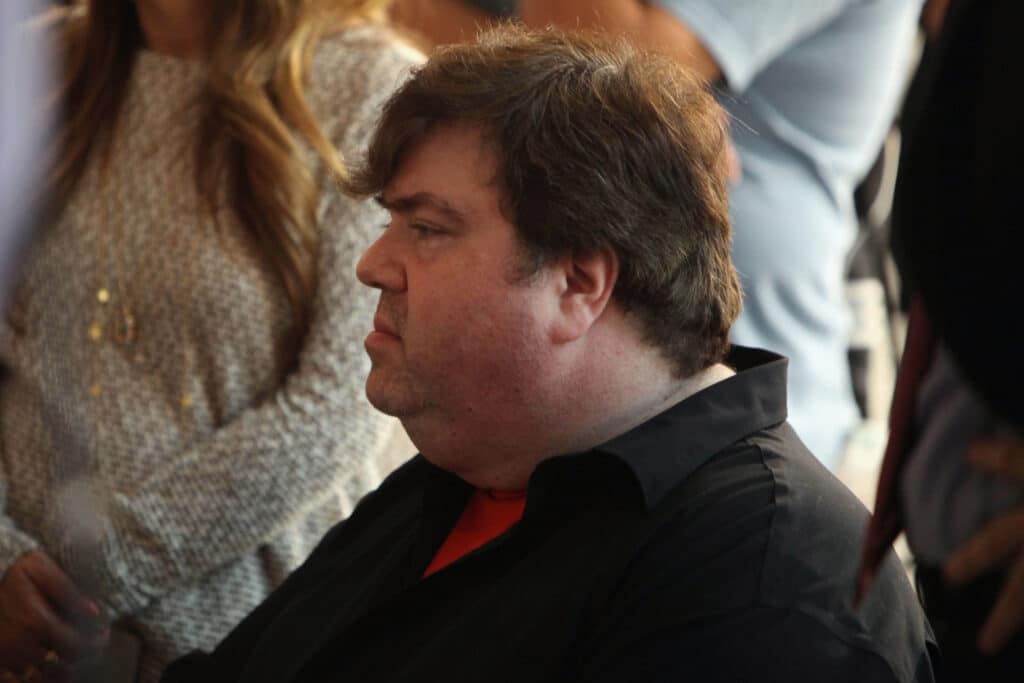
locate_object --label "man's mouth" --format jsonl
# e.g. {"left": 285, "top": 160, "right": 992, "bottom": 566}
{"left": 372, "top": 313, "right": 401, "bottom": 338}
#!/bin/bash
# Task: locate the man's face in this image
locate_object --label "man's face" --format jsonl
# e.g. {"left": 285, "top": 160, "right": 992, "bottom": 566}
{"left": 356, "top": 124, "right": 560, "bottom": 474}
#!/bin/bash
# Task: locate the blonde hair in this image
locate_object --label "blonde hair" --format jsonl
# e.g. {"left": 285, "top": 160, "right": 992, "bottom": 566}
{"left": 49, "top": 0, "right": 392, "bottom": 351}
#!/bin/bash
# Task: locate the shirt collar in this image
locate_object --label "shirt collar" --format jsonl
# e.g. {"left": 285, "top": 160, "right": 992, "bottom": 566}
{"left": 416, "top": 346, "right": 789, "bottom": 514}
{"left": 587, "top": 345, "right": 789, "bottom": 510}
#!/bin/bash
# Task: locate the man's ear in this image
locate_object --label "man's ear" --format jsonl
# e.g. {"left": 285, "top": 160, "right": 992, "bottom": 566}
{"left": 550, "top": 245, "right": 619, "bottom": 344}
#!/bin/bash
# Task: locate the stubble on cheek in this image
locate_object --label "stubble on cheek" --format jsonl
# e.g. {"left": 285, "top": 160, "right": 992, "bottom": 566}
{"left": 435, "top": 305, "right": 545, "bottom": 415}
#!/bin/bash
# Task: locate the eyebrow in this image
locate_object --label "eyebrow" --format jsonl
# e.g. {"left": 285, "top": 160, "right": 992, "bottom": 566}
{"left": 375, "top": 192, "right": 468, "bottom": 225}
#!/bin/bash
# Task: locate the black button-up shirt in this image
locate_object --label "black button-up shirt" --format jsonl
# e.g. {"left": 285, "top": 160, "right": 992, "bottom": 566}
{"left": 163, "top": 347, "right": 936, "bottom": 682}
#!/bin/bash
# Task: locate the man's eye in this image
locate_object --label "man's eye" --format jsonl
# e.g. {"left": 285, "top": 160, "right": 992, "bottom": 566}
{"left": 410, "top": 223, "right": 444, "bottom": 237}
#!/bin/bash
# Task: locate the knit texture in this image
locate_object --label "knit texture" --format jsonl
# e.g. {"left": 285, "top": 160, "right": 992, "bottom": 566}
{"left": 0, "top": 25, "right": 421, "bottom": 681}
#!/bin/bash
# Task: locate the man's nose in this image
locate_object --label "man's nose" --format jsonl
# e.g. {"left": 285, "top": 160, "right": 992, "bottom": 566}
{"left": 356, "top": 231, "right": 406, "bottom": 292}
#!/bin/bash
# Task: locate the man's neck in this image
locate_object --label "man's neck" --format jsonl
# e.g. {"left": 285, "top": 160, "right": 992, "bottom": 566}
{"left": 135, "top": 0, "right": 209, "bottom": 60}
{"left": 435, "top": 361, "right": 735, "bottom": 494}
{"left": 568, "top": 361, "right": 735, "bottom": 455}
{"left": 673, "top": 362, "right": 737, "bottom": 403}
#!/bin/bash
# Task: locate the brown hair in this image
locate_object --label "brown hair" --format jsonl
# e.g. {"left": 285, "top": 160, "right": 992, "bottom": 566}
{"left": 347, "top": 24, "right": 742, "bottom": 377}
{"left": 48, "top": 0, "right": 391, "bottom": 351}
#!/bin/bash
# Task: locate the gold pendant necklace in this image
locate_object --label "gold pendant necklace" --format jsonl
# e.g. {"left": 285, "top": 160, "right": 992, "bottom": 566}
{"left": 87, "top": 140, "right": 195, "bottom": 416}
{"left": 88, "top": 290, "right": 136, "bottom": 345}
{"left": 112, "top": 304, "right": 137, "bottom": 346}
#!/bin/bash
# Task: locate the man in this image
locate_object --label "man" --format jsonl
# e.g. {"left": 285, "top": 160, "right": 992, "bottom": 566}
{"left": 517, "top": 0, "right": 922, "bottom": 470}
{"left": 859, "top": 1, "right": 1024, "bottom": 680}
{"left": 162, "top": 27, "right": 934, "bottom": 682}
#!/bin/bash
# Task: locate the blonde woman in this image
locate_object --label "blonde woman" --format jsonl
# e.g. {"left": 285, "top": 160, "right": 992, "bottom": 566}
{"left": 0, "top": 0, "right": 421, "bottom": 679}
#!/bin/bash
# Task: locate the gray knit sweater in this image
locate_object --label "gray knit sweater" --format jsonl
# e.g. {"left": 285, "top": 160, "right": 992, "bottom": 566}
{"left": 0, "top": 25, "right": 421, "bottom": 681}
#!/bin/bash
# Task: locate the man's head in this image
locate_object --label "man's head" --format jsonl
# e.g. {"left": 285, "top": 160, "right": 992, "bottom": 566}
{"left": 351, "top": 25, "right": 740, "bottom": 377}
{"left": 352, "top": 26, "right": 741, "bottom": 486}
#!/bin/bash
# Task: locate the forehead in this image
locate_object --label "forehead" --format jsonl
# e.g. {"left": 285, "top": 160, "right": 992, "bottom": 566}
{"left": 383, "top": 124, "right": 504, "bottom": 220}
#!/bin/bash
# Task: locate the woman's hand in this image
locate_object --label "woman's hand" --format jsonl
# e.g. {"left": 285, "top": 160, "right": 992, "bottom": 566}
{"left": 0, "top": 552, "right": 108, "bottom": 679}
{"left": 946, "top": 439, "right": 1024, "bottom": 654}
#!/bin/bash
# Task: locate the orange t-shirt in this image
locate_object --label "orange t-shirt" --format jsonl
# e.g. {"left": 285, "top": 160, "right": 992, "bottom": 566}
{"left": 423, "top": 489, "right": 526, "bottom": 578}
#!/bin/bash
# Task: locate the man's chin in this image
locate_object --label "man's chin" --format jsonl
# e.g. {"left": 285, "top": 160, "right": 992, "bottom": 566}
{"left": 367, "top": 393, "right": 402, "bottom": 417}
{"left": 365, "top": 377, "right": 416, "bottom": 418}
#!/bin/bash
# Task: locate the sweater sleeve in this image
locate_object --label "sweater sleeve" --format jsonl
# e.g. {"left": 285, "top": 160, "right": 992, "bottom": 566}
{"left": 47, "top": 32, "right": 423, "bottom": 617}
